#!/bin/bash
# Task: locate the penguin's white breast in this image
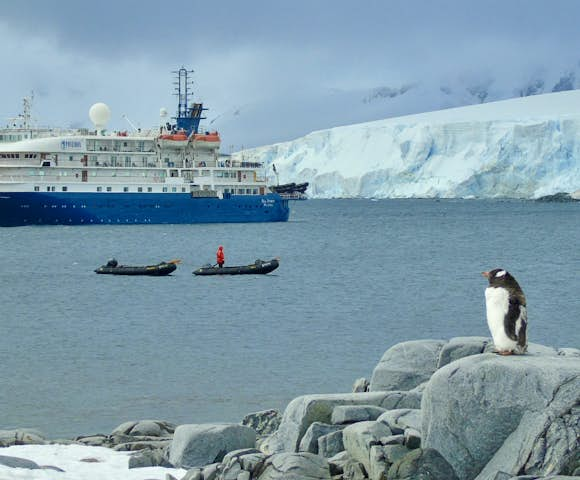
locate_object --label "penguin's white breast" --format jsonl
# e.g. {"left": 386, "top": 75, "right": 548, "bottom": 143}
{"left": 485, "top": 287, "right": 511, "bottom": 342}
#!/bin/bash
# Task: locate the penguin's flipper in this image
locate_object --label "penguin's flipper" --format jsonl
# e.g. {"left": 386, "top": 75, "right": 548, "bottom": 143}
{"left": 505, "top": 297, "right": 524, "bottom": 341}
{"left": 516, "top": 307, "right": 528, "bottom": 351}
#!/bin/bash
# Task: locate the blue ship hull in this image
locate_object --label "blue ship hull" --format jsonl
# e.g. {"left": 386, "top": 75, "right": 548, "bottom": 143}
{"left": 0, "top": 192, "right": 289, "bottom": 226}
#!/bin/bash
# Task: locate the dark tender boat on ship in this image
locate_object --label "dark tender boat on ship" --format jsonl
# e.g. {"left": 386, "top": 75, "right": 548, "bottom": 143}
{"left": 193, "top": 258, "right": 279, "bottom": 276}
{"left": 95, "top": 258, "right": 178, "bottom": 276}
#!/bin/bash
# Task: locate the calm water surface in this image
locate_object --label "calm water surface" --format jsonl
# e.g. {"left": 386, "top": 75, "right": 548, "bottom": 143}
{"left": 0, "top": 199, "right": 578, "bottom": 438}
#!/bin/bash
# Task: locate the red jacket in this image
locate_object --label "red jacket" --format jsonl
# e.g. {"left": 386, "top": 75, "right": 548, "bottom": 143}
{"left": 216, "top": 247, "right": 225, "bottom": 264}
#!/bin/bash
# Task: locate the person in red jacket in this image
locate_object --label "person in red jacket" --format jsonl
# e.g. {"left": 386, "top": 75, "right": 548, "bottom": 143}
{"left": 216, "top": 245, "right": 225, "bottom": 268}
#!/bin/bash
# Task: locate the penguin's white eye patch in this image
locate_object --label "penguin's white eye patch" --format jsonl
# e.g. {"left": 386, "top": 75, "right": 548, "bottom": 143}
{"left": 495, "top": 270, "right": 506, "bottom": 277}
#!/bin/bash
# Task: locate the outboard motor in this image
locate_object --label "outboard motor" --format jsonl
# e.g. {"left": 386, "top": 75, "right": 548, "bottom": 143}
{"left": 106, "top": 258, "right": 118, "bottom": 267}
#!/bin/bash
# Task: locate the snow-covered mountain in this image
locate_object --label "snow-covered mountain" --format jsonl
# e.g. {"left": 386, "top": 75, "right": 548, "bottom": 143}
{"left": 233, "top": 90, "right": 580, "bottom": 199}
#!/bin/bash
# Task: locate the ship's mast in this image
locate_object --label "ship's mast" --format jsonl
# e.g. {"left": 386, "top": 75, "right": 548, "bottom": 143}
{"left": 172, "top": 67, "right": 207, "bottom": 136}
{"left": 21, "top": 92, "right": 33, "bottom": 129}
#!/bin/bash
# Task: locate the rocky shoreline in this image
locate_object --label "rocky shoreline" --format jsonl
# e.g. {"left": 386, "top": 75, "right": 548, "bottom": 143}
{"left": 1, "top": 336, "right": 579, "bottom": 480}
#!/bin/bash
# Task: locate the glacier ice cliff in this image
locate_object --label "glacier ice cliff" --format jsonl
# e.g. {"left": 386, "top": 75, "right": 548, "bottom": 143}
{"left": 233, "top": 90, "right": 580, "bottom": 199}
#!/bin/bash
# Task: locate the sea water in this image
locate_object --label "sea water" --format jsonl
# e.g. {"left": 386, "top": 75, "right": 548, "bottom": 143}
{"left": 0, "top": 199, "right": 578, "bottom": 438}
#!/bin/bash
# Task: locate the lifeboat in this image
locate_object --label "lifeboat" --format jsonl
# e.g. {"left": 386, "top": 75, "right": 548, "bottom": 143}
{"left": 158, "top": 131, "right": 189, "bottom": 149}
{"left": 192, "top": 131, "right": 221, "bottom": 149}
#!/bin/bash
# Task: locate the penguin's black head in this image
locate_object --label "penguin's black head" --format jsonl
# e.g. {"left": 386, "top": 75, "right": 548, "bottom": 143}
{"left": 482, "top": 268, "right": 516, "bottom": 287}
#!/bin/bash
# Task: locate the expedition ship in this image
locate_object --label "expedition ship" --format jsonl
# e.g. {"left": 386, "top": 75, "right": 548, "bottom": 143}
{"left": 0, "top": 68, "right": 289, "bottom": 226}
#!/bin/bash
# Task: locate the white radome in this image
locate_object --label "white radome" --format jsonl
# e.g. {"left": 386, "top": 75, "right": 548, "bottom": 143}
{"left": 89, "top": 102, "right": 111, "bottom": 129}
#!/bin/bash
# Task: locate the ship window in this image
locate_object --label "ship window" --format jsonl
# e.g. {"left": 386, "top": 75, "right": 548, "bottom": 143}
{"left": 123, "top": 187, "right": 129, "bottom": 192}
{"left": 46, "top": 186, "right": 51, "bottom": 192}
{"left": 106, "top": 186, "right": 112, "bottom": 192}
{"left": 147, "top": 187, "right": 152, "bottom": 192}
{"left": 182, "top": 187, "right": 186, "bottom": 192}
{"left": 97, "top": 186, "right": 102, "bottom": 192}
{"left": 34, "top": 186, "right": 39, "bottom": 192}
{"left": 51, "top": 186, "right": 55, "bottom": 192}
{"left": 62, "top": 186, "right": 68, "bottom": 192}
{"left": 137, "top": 187, "right": 143, "bottom": 192}
{"left": 69, "top": 156, "right": 73, "bottom": 161}
{"left": 253, "top": 189, "right": 258, "bottom": 195}
{"left": 162, "top": 187, "right": 168, "bottom": 192}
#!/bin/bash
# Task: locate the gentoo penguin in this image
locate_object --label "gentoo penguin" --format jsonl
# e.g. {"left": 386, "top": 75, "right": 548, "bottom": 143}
{"left": 482, "top": 268, "right": 528, "bottom": 355}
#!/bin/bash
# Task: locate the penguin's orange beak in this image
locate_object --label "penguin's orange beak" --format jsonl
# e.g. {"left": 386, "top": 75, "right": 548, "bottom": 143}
{"left": 481, "top": 271, "right": 490, "bottom": 278}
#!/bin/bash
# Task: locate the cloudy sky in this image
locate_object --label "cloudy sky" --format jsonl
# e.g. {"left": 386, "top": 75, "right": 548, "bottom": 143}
{"left": 1, "top": 0, "right": 579, "bottom": 149}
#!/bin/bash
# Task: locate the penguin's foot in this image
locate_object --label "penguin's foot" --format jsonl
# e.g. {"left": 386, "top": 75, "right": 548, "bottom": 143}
{"left": 496, "top": 350, "right": 514, "bottom": 356}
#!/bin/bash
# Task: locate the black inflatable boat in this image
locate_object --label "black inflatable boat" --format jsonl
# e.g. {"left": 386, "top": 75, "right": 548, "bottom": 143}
{"left": 193, "top": 258, "right": 279, "bottom": 276}
{"left": 95, "top": 258, "right": 178, "bottom": 276}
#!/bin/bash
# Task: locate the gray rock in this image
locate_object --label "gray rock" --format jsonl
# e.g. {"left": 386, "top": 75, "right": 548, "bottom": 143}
{"left": 558, "top": 348, "right": 580, "bottom": 357}
{"left": 487, "top": 473, "right": 512, "bottom": 480}
{"left": 378, "top": 409, "right": 422, "bottom": 433}
{"left": 387, "top": 447, "right": 459, "bottom": 480}
{"left": 111, "top": 419, "right": 175, "bottom": 437}
{"left": 0, "top": 429, "right": 46, "bottom": 447}
{"left": 476, "top": 409, "right": 580, "bottom": 480}
{"left": 422, "top": 352, "right": 580, "bottom": 480}
{"left": 318, "top": 430, "right": 345, "bottom": 458}
{"left": 327, "top": 450, "right": 349, "bottom": 476}
{"left": 114, "top": 438, "right": 172, "bottom": 451}
{"left": 168, "top": 423, "right": 256, "bottom": 469}
{"left": 331, "top": 405, "right": 386, "bottom": 425}
{"left": 383, "top": 444, "right": 411, "bottom": 464}
{"left": 261, "top": 392, "right": 415, "bottom": 454}
{"left": 241, "top": 409, "right": 281, "bottom": 437}
{"left": 0, "top": 454, "right": 42, "bottom": 469}
{"left": 403, "top": 428, "right": 421, "bottom": 449}
{"left": 369, "top": 340, "right": 447, "bottom": 391}
{"left": 299, "top": 422, "right": 342, "bottom": 454}
{"left": 255, "top": 452, "right": 331, "bottom": 480}
{"left": 342, "top": 421, "right": 392, "bottom": 473}
{"left": 128, "top": 448, "right": 171, "bottom": 468}
{"left": 202, "top": 462, "right": 221, "bottom": 480}
{"left": 437, "top": 337, "right": 489, "bottom": 368}
{"left": 380, "top": 434, "right": 405, "bottom": 445}
{"left": 181, "top": 467, "right": 203, "bottom": 480}
{"left": 352, "top": 378, "right": 370, "bottom": 393}
{"left": 220, "top": 448, "right": 266, "bottom": 479}
{"left": 74, "top": 434, "right": 110, "bottom": 447}
{"left": 342, "top": 457, "right": 368, "bottom": 480}
{"left": 368, "top": 445, "right": 389, "bottom": 480}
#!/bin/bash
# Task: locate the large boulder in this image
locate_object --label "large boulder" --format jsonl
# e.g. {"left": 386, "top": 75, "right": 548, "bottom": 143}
{"left": 261, "top": 392, "right": 420, "bottom": 454}
{"left": 422, "top": 351, "right": 580, "bottom": 480}
{"left": 370, "top": 340, "right": 447, "bottom": 391}
{"left": 168, "top": 423, "right": 256, "bottom": 468}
